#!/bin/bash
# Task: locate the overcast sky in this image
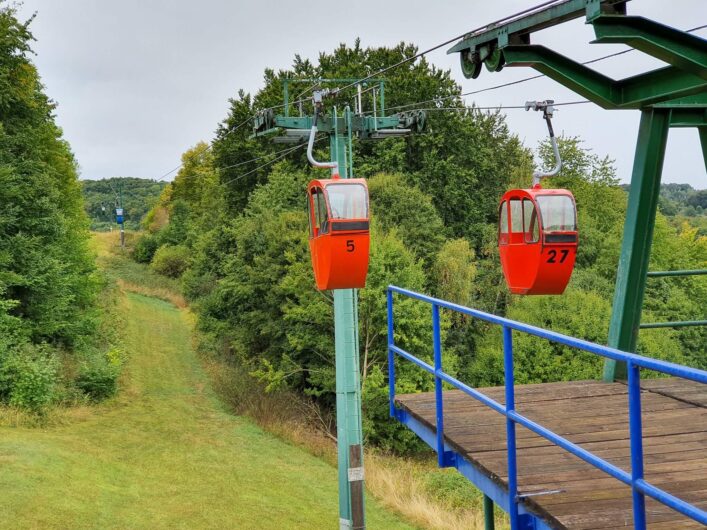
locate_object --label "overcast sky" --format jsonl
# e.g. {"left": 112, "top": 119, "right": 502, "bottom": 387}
{"left": 15, "top": 0, "right": 707, "bottom": 188}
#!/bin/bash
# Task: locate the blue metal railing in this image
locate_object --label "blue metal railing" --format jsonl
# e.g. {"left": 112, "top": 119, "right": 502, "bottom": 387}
{"left": 387, "top": 285, "right": 707, "bottom": 530}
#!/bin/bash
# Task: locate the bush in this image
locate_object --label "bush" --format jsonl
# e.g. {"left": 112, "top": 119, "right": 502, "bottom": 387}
{"left": 75, "top": 359, "right": 119, "bottom": 401}
{"left": 423, "top": 470, "right": 483, "bottom": 510}
{"left": 151, "top": 244, "right": 191, "bottom": 278}
{"left": 133, "top": 234, "right": 160, "bottom": 263}
{"left": 0, "top": 346, "right": 58, "bottom": 413}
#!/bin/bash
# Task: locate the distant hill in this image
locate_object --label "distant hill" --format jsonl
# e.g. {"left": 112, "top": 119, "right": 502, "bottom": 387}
{"left": 82, "top": 177, "right": 167, "bottom": 231}
{"left": 621, "top": 183, "right": 707, "bottom": 218}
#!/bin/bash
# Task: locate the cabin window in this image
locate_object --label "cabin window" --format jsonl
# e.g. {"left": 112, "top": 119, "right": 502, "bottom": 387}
{"left": 316, "top": 188, "right": 330, "bottom": 234}
{"left": 523, "top": 199, "right": 539, "bottom": 243}
{"left": 509, "top": 199, "right": 523, "bottom": 233}
{"left": 536, "top": 195, "right": 576, "bottom": 231}
{"left": 309, "top": 187, "right": 329, "bottom": 235}
{"left": 499, "top": 201, "right": 509, "bottom": 245}
{"left": 325, "top": 183, "right": 368, "bottom": 220}
{"left": 307, "top": 193, "right": 315, "bottom": 237}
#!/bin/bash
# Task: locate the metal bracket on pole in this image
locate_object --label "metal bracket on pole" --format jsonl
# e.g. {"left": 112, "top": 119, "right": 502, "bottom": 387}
{"left": 526, "top": 100, "right": 562, "bottom": 186}
{"left": 307, "top": 91, "right": 339, "bottom": 177}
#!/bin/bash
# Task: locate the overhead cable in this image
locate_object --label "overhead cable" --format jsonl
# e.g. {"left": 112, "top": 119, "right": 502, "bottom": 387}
{"left": 154, "top": 15, "right": 706, "bottom": 181}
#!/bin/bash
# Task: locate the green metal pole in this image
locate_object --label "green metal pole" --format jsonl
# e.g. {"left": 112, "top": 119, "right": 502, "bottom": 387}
{"left": 640, "top": 320, "right": 707, "bottom": 329}
{"left": 283, "top": 79, "right": 289, "bottom": 118}
{"left": 699, "top": 127, "right": 707, "bottom": 174}
{"left": 647, "top": 269, "right": 707, "bottom": 277}
{"left": 331, "top": 113, "right": 365, "bottom": 530}
{"left": 346, "top": 107, "right": 354, "bottom": 179}
{"left": 603, "top": 109, "right": 670, "bottom": 381}
{"left": 483, "top": 494, "right": 495, "bottom": 530}
{"left": 379, "top": 81, "right": 385, "bottom": 116}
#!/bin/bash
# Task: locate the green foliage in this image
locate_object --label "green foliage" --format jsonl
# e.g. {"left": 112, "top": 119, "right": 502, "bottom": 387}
{"left": 75, "top": 357, "right": 119, "bottom": 401}
{"left": 359, "top": 110, "right": 532, "bottom": 248}
{"left": 0, "top": 4, "right": 116, "bottom": 413}
{"left": 627, "top": 182, "right": 707, "bottom": 222}
{"left": 81, "top": 177, "right": 166, "bottom": 231}
{"left": 132, "top": 233, "right": 160, "bottom": 263}
{"left": 362, "top": 365, "right": 424, "bottom": 452}
{"left": 0, "top": 345, "right": 57, "bottom": 412}
{"left": 151, "top": 244, "right": 191, "bottom": 278}
{"left": 367, "top": 173, "right": 446, "bottom": 272}
{"left": 433, "top": 238, "right": 476, "bottom": 306}
{"left": 423, "top": 469, "right": 484, "bottom": 510}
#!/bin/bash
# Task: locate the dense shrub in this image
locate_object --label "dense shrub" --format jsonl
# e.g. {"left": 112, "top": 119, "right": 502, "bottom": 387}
{"left": 151, "top": 245, "right": 191, "bottom": 278}
{"left": 423, "top": 470, "right": 484, "bottom": 510}
{"left": 76, "top": 360, "right": 119, "bottom": 401}
{"left": 0, "top": 346, "right": 58, "bottom": 412}
{"left": 133, "top": 233, "right": 160, "bottom": 263}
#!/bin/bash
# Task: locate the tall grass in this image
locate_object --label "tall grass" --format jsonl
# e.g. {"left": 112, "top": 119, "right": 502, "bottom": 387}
{"left": 93, "top": 232, "right": 187, "bottom": 307}
{"left": 200, "top": 336, "right": 506, "bottom": 530}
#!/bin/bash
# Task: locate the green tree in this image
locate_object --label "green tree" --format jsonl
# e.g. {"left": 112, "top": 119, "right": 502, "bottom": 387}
{"left": 367, "top": 173, "right": 446, "bottom": 272}
{"left": 0, "top": 5, "right": 96, "bottom": 346}
{"left": 0, "top": 4, "right": 106, "bottom": 410}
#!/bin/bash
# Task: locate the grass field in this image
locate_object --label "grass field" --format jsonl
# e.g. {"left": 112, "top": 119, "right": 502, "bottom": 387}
{"left": 0, "top": 234, "right": 415, "bottom": 529}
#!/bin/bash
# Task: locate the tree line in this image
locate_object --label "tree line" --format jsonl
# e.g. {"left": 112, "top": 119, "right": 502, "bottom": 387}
{"left": 82, "top": 177, "right": 166, "bottom": 231}
{"left": 135, "top": 41, "right": 706, "bottom": 451}
{"left": 0, "top": 5, "right": 120, "bottom": 413}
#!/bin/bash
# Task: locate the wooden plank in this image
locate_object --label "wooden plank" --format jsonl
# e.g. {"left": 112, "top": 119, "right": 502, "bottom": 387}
{"left": 554, "top": 499, "right": 707, "bottom": 530}
{"left": 399, "top": 393, "right": 703, "bottom": 427}
{"left": 639, "top": 378, "right": 707, "bottom": 407}
{"left": 397, "top": 391, "right": 704, "bottom": 436}
{"left": 395, "top": 379, "right": 707, "bottom": 529}
{"left": 514, "top": 471, "right": 707, "bottom": 499}
{"left": 476, "top": 447, "right": 707, "bottom": 480}
{"left": 534, "top": 480, "right": 707, "bottom": 508}
{"left": 476, "top": 435, "right": 707, "bottom": 467}
{"left": 605, "top": 519, "right": 704, "bottom": 529}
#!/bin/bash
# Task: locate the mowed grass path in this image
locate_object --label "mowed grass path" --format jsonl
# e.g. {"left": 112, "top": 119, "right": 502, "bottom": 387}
{"left": 0, "top": 290, "right": 414, "bottom": 528}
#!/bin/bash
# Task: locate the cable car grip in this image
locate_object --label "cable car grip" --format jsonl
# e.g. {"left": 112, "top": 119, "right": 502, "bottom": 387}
{"left": 307, "top": 90, "right": 340, "bottom": 177}
{"left": 526, "top": 100, "right": 561, "bottom": 186}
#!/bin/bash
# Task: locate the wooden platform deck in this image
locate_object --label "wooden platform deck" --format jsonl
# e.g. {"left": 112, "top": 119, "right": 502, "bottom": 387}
{"left": 395, "top": 378, "right": 707, "bottom": 529}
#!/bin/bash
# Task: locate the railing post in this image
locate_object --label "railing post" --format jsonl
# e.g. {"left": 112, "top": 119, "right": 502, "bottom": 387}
{"left": 432, "top": 303, "right": 445, "bottom": 467}
{"left": 503, "top": 326, "right": 519, "bottom": 529}
{"left": 387, "top": 288, "right": 396, "bottom": 418}
{"left": 627, "top": 361, "right": 647, "bottom": 530}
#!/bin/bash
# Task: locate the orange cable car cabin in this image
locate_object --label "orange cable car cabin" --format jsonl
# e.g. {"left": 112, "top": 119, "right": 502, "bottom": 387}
{"left": 307, "top": 178, "right": 370, "bottom": 290}
{"left": 498, "top": 186, "right": 578, "bottom": 295}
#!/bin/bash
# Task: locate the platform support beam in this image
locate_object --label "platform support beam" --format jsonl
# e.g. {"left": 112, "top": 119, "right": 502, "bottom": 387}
{"left": 483, "top": 495, "right": 495, "bottom": 530}
{"left": 603, "top": 109, "right": 670, "bottom": 381}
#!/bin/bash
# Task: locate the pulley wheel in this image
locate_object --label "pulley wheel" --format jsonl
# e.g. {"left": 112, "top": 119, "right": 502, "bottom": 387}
{"left": 460, "top": 50, "right": 482, "bottom": 79}
{"left": 484, "top": 47, "right": 505, "bottom": 72}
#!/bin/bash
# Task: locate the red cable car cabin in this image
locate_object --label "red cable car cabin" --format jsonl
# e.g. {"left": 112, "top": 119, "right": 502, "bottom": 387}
{"left": 498, "top": 187, "right": 578, "bottom": 295}
{"left": 307, "top": 178, "right": 370, "bottom": 290}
